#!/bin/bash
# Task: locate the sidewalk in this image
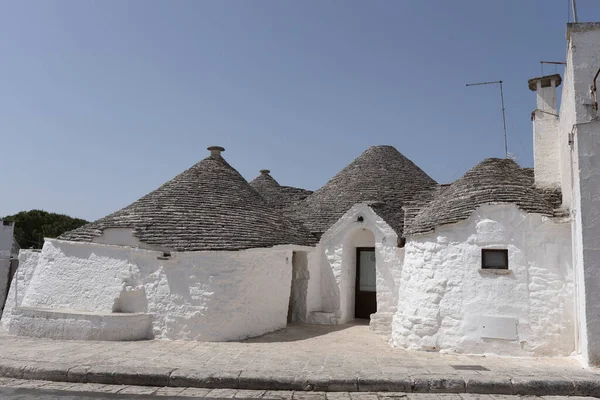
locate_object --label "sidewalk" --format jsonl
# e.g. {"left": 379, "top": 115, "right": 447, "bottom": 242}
{"left": 0, "top": 323, "right": 598, "bottom": 396}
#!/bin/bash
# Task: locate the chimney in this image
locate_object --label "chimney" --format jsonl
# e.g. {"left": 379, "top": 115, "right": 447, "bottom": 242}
{"left": 207, "top": 146, "right": 225, "bottom": 156}
{"left": 528, "top": 74, "right": 561, "bottom": 189}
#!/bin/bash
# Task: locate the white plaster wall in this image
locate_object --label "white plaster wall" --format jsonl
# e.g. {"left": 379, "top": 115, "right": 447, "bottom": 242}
{"left": 559, "top": 23, "right": 600, "bottom": 366}
{"left": 533, "top": 112, "right": 560, "bottom": 189}
{"left": 559, "top": 24, "right": 600, "bottom": 207}
{"left": 533, "top": 81, "right": 560, "bottom": 189}
{"left": 0, "top": 250, "right": 41, "bottom": 331}
{"left": 392, "top": 204, "right": 574, "bottom": 357}
{"left": 537, "top": 84, "right": 558, "bottom": 113}
{"left": 571, "top": 120, "right": 600, "bottom": 365}
{"left": 558, "top": 51, "right": 575, "bottom": 207}
{"left": 19, "top": 239, "right": 294, "bottom": 341}
{"left": 306, "top": 250, "right": 322, "bottom": 315}
{"left": 317, "top": 204, "right": 401, "bottom": 332}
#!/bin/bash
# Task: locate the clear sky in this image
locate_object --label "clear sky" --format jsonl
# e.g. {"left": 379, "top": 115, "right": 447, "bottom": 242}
{"left": 2, "top": 1, "right": 599, "bottom": 222}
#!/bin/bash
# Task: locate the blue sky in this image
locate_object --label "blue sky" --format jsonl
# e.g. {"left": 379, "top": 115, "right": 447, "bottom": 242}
{"left": 2, "top": 1, "right": 599, "bottom": 221}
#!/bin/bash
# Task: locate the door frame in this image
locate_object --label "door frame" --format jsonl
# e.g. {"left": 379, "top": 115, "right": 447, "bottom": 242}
{"left": 355, "top": 246, "right": 376, "bottom": 319}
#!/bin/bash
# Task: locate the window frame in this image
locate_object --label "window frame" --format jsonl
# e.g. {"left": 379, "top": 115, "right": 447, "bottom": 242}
{"left": 481, "top": 249, "right": 509, "bottom": 270}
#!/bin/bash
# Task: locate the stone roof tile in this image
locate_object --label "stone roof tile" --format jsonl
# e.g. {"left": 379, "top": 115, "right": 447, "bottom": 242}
{"left": 249, "top": 171, "right": 313, "bottom": 212}
{"left": 59, "top": 149, "right": 317, "bottom": 251}
{"left": 405, "top": 158, "right": 563, "bottom": 235}
{"left": 292, "top": 145, "right": 437, "bottom": 235}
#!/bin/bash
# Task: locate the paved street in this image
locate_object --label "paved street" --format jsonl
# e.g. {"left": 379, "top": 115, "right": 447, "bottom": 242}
{"left": 0, "top": 323, "right": 598, "bottom": 395}
{"left": 0, "top": 378, "right": 597, "bottom": 400}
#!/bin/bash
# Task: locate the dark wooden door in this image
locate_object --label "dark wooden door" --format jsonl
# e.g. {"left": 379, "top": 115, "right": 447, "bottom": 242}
{"left": 355, "top": 247, "right": 377, "bottom": 319}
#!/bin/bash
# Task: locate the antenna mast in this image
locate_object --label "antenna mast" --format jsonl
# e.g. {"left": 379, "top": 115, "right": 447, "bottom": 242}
{"left": 466, "top": 80, "right": 508, "bottom": 158}
{"left": 572, "top": 0, "right": 579, "bottom": 23}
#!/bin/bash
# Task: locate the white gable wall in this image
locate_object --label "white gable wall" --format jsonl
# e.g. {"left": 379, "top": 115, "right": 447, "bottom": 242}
{"left": 12, "top": 239, "right": 294, "bottom": 341}
{"left": 392, "top": 204, "right": 574, "bottom": 357}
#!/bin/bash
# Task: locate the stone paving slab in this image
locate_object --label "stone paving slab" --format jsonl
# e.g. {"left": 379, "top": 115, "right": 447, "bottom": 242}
{"left": 0, "top": 378, "right": 596, "bottom": 399}
{"left": 0, "top": 323, "right": 598, "bottom": 395}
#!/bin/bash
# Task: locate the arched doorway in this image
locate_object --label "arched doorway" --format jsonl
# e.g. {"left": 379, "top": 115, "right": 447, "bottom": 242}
{"left": 355, "top": 247, "right": 376, "bottom": 319}
{"left": 343, "top": 228, "right": 376, "bottom": 321}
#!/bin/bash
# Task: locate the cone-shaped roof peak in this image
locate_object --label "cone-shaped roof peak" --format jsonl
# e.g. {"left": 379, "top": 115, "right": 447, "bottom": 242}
{"left": 250, "top": 169, "right": 280, "bottom": 192}
{"left": 406, "top": 158, "right": 560, "bottom": 235}
{"left": 60, "top": 153, "right": 316, "bottom": 251}
{"left": 298, "top": 145, "right": 437, "bottom": 234}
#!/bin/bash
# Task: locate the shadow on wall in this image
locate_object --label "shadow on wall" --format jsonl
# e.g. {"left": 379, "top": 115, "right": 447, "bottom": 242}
{"left": 240, "top": 321, "right": 367, "bottom": 343}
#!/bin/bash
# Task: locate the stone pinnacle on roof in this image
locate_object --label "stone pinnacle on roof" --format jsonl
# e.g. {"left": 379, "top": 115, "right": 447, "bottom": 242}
{"left": 249, "top": 169, "right": 280, "bottom": 192}
{"left": 250, "top": 170, "right": 313, "bottom": 213}
{"left": 405, "top": 158, "right": 560, "bottom": 236}
{"left": 296, "top": 145, "right": 437, "bottom": 235}
{"left": 207, "top": 146, "right": 225, "bottom": 156}
{"left": 59, "top": 147, "right": 316, "bottom": 251}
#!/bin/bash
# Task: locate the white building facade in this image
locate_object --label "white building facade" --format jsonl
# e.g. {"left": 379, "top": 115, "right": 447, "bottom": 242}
{"left": 2, "top": 22, "right": 600, "bottom": 368}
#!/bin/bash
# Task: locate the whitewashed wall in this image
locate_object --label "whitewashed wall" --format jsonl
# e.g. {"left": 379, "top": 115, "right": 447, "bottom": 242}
{"left": 392, "top": 204, "right": 574, "bottom": 357}
{"left": 0, "top": 250, "right": 40, "bottom": 331}
{"left": 558, "top": 23, "right": 600, "bottom": 366}
{"left": 315, "top": 204, "right": 402, "bottom": 333}
{"left": 532, "top": 79, "right": 560, "bottom": 189}
{"left": 17, "top": 239, "right": 294, "bottom": 341}
{"left": 306, "top": 250, "right": 322, "bottom": 317}
{"left": 571, "top": 119, "right": 600, "bottom": 365}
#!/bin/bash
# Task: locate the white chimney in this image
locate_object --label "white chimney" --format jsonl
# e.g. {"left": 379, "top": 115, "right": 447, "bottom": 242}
{"left": 528, "top": 74, "right": 562, "bottom": 189}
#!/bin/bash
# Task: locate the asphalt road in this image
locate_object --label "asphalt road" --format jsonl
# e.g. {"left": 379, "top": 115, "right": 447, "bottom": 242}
{"left": 0, "top": 387, "right": 223, "bottom": 400}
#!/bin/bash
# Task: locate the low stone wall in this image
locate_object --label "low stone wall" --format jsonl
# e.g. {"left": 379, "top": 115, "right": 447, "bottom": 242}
{"left": 16, "top": 239, "right": 294, "bottom": 341}
{"left": 7, "top": 307, "right": 152, "bottom": 341}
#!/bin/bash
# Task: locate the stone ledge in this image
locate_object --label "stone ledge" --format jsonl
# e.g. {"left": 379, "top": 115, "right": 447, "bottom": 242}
{"left": 0, "top": 359, "right": 598, "bottom": 395}
{"left": 478, "top": 269, "right": 512, "bottom": 276}
{"left": 7, "top": 307, "right": 152, "bottom": 341}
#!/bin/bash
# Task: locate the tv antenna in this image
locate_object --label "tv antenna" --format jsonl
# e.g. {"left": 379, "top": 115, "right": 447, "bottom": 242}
{"left": 572, "top": 0, "right": 579, "bottom": 23}
{"left": 540, "top": 60, "right": 566, "bottom": 76}
{"left": 466, "top": 80, "right": 508, "bottom": 158}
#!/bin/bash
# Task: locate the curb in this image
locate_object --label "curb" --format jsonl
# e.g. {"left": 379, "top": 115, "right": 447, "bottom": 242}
{"left": 0, "top": 360, "right": 599, "bottom": 396}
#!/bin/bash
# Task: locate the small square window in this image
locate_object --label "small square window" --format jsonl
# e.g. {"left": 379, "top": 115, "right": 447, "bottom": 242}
{"left": 481, "top": 249, "right": 508, "bottom": 269}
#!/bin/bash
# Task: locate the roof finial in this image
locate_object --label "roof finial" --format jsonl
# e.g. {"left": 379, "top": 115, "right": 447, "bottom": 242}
{"left": 207, "top": 146, "right": 225, "bottom": 156}
{"left": 260, "top": 169, "right": 270, "bottom": 175}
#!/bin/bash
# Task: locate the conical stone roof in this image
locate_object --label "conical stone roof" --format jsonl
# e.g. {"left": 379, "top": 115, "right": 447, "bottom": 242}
{"left": 405, "top": 158, "right": 560, "bottom": 236}
{"left": 249, "top": 169, "right": 281, "bottom": 192}
{"left": 296, "top": 145, "right": 437, "bottom": 235}
{"left": 250, "top": 170, "right": 313, "bottom": 212}
{"left": 59, "top": 147, "right": 317, "bottom": 251}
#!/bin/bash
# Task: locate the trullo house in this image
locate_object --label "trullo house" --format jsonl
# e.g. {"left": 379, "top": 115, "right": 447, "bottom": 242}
{"left": 2, "top": 22, "right": 600, "bottom": 367}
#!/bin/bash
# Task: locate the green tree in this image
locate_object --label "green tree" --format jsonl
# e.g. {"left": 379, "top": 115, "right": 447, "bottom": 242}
{"left": 3, "top": 210, "right": 89, "bottom": 249}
